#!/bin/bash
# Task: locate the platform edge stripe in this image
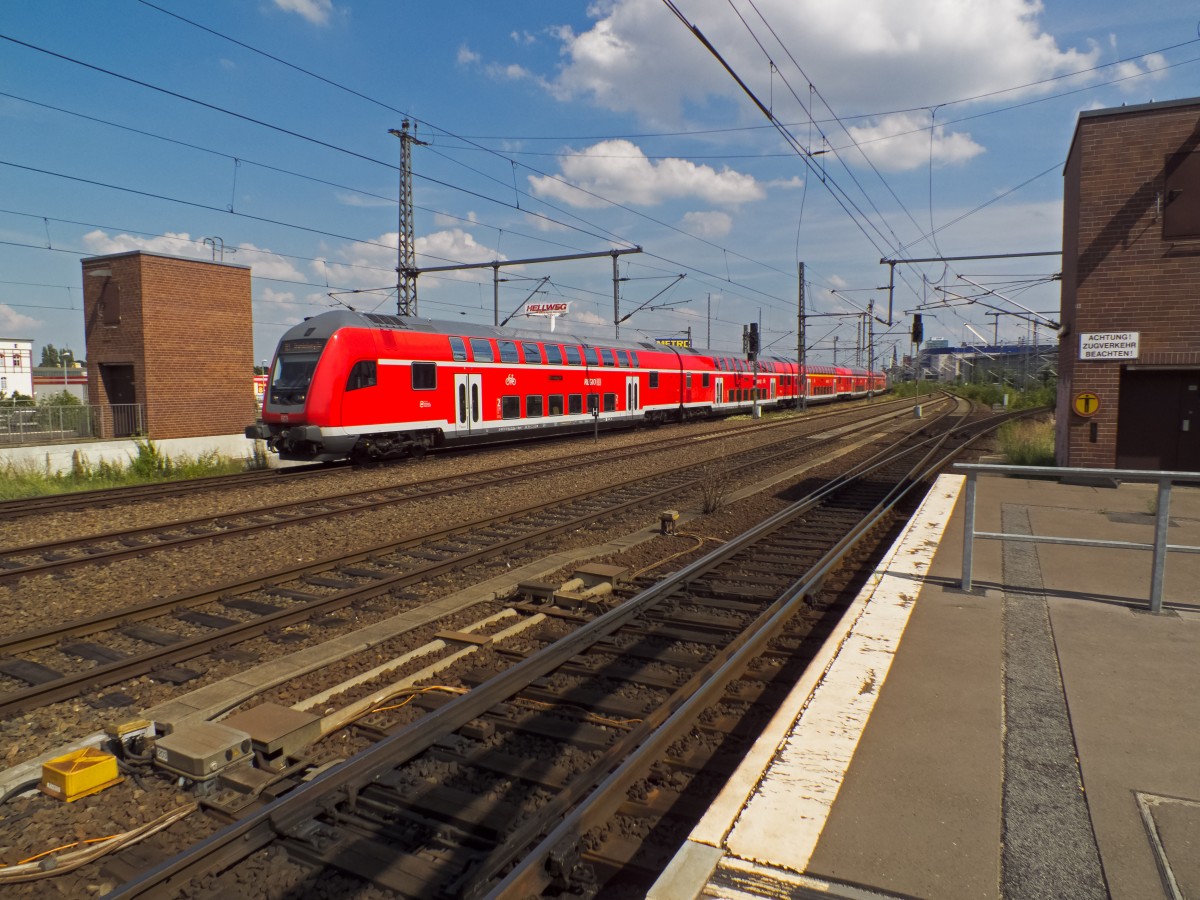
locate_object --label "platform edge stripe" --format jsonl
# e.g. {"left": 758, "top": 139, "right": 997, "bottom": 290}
{"left": 719, "top": 474, "right": 963, "bottom": 872}
{"left": 676, "top": 474, "right": 965, "bottom": 862}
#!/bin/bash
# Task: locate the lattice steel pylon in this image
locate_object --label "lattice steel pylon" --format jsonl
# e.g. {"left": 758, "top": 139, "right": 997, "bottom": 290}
{"left": 388, "top": 121, "right": 425, "bottom": 317}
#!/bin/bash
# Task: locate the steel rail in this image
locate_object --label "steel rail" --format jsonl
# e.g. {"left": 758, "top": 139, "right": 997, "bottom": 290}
{"left": 0, "top": 402, "right": 943, "bottom": 717}
{"left": 0, "top": 396, "right": 904, "bottom": 522}
{"left": 484, "top": 400, "right": 989, "bottom": 897}
{"left": 0, "top": 399, "right": 916, "bottom": 580}
{"left": 104, "top": 401, "right": 968, "bottom": 900}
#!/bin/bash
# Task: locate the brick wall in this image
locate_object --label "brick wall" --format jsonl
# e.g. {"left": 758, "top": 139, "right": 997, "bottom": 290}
{"left": 82, "top": 252, "right": 254, "bottom": 440}
{"left": 1059, "top": 100, "right": 1200, "bottom": 468}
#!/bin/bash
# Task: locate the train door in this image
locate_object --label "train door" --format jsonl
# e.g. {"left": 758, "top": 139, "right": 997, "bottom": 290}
{"left": 715, "top": 377, "right": 724, "bottom": 405}
{"left": 769, "top": 378, "right": 777, "bottom": 401}
{"left": 626, "top": 375, "right": 640, "bottom": 413}
{"left": 453, "top": 373, "right": 482, "bottom": 434}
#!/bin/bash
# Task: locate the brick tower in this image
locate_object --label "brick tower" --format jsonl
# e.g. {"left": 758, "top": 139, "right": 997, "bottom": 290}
{"left": 81, "top": 251, "right": 254, "bottom": 440}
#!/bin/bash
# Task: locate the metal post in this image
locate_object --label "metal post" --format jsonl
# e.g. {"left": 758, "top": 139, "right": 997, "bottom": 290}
{"left": 1149, "top": 479, "right": 1171, "bottom": 613}
{"left": 961, "top": 470, "right": 977, "bottom": 591}
{"left": 798, "top": 261, "right": 807, "bottom": 412}
{"left": 613, "top": 251, "right": 621, "bottom": 340}
{"left": 493, "top": 264, "right": 500, "bottom": 327}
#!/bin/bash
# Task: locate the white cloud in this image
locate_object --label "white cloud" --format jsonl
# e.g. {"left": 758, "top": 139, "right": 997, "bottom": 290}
{"left": 486, "top": 62, "right": 535, "bottom": 82}
{"left": 235, "top": 243, "right": 306, "bottom": 282}
{"left": 1114, "top": 53, "right": 1169, "bottom": 92}
{"left": 336, "top": 192, "right": 393, "bottom": 208}
{"left": 416, "top": 228, "right": 504, "bottom": 279}
{"left": 272, "top": 0, "right": 334, "bottom": 26}
{"left": 544, "top": 0, "right": 1100, "bottom": 161}
{"left": 681, "top": 210, "right": 733, "bottom": 238}
{"left": 0, "top": 304, "right": 40, "bottom": 333}
{"left": 79, "top": 230, "right": 305, "bottom": 282}
{"left": 83, "top": 229, "right": 205, "bottom": 259}
{"left": 457, "top": 45, "right": 481, "bottom": 66}
{"left": 846, "top": 113, "right": 985, "bottom": 171}
{"left": 528, "top": 140, "right": 765, "bottom": 208}
{"left": 434, "top": 211, "right": 478, "bottom": 228}
{"left": 315, "top": 229, "right": 505, "bottom": 293}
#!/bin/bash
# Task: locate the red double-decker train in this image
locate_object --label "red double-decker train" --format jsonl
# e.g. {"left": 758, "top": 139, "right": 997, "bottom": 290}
{"left": 246, "top": 310, "right": 887, "bottom": 462}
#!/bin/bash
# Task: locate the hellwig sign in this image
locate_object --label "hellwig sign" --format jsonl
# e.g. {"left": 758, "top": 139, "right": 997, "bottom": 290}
{"left": 527, "top": 302, "right": 570, "bottom": 316}
{"left": 1079, "top": 331, "right": 1138, "bottom": 360}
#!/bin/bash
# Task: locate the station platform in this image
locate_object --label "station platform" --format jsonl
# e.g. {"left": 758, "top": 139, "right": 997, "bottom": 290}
{"left": 651, "top": 470, "right": 1200, "bottom": 900}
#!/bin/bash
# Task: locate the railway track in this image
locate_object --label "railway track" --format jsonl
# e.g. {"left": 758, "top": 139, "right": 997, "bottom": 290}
{"left": 0, "top": 397, "right": 895, "bottom": 521}
{"left": 0, "top": 398, "right": 944, "bottom": 718}
{"left": 0, "top": 398, "right": 917, "bottom": 583}
{"left": 87, "top": 398, "right": 1011, "bottom": 899}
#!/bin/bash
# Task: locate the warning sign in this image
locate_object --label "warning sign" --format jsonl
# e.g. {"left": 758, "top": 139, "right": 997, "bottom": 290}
{"left": 1079, "top": 331, "right": 1138, "bottom": 360}
{"left": 1072, "top": 391, "right": 1101, "bottom": 417}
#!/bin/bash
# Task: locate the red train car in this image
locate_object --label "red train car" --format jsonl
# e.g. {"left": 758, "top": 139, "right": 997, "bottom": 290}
{"left": 246, "top": 311, "right": 887, "bottom": 462}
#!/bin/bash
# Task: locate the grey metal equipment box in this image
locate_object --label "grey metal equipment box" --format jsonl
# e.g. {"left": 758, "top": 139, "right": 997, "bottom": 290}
{"left": 221, "top": 702, "right": 321, "bottom": 772}
{"left": 153, "top": 722, "right": 253, "bottom": 781}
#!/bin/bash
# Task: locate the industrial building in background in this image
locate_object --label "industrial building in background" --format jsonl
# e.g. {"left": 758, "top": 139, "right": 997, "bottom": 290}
{"left": 1058, "top": 97, "right": 1200, "bottom": 471}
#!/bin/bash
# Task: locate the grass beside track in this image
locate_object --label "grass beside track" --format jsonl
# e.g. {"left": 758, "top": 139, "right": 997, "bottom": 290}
{"left": 0, "top": 439, "right": 265, "bottom": 500}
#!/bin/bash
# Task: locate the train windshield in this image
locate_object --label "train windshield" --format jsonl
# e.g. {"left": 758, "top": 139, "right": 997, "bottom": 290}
{"left": 269, "top": 350, "right": 321, "bottom": 406}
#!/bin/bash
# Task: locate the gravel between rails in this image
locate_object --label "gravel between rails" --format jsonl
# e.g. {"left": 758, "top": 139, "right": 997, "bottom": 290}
{"left": 0, "top": 404, "right": 962, "bottom": 898}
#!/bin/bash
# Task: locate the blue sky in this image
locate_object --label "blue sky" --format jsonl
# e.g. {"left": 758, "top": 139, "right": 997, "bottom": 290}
{"left": 2, "top": 0, "right": 1198, "bottom": 369}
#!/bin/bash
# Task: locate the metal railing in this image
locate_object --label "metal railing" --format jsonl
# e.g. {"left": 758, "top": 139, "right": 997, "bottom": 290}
{"left": 0, "top": 403, "right": 145, "bottom": 444}
{"left": 954, "top": 463, "right": 1200, "bottom": 613}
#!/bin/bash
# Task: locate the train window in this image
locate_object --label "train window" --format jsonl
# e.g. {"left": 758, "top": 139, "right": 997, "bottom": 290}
{"left": 568, "top": 394, "right": 583, "bottom": 414}
{"left": 522, "top": 342, "right": 543, "bottom": 364}
{"left": 565, "top": 346, "right": 583, "bottom": 365}
{"left": 544, "top": 344, "right": 563, "bottom": 365}
{"left": 600, "top": 348, "right": 616, "bottom": 366}
{"left": 630, "top": 351, "right": 640, "bottom": 368}
{"left": 527, "top": 395, "right": 544, "bottom": 417}
{"left": 583, "top": 347, "right": 600, "bottom": 366}
{"left": 586, "top": 393, "right": 599, "bottom": 413}
{"left": 411, "top": 362, "right": 436, "bottom": 391}
{"left": 458, "top": 384, "right": 468, "bottom": 424}
{"left": 498, "top": 340, "right": 520, "bottom": 364}
{"left": 501, "top": 395, "right": 521, "bottom": 419}
{"left": 685, "top": 373, "right": 692, "bottom": 389}
{"left": 469, "top": 338, "right": 495, "bottom": 362}
{"left": 702, "top": 373, "right": 710, "bottom": 388}
{"left": 649, "top": 372, "right": 659, "bottom": 389}
{"left": 603, "top": 393, "right": 617, "bottom": 412}
{"left": 616, "top": 350, "right": 630, "bottom": 367}
{"left": 449, "top": 337, "right": 468, "bottom": 362}
{"left": 346, "top": 360, "right": 377, "bottom": 392}
{"left": 548, "top": 394, "right": 564, "bottom": 415}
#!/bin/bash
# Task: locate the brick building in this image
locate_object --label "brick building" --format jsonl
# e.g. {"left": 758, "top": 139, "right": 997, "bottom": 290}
{"left": 81, "top": 251, "right": 254, "bottom": 439}
{"left": 1058, "top": 98, "right": 1200, "bottom": 471}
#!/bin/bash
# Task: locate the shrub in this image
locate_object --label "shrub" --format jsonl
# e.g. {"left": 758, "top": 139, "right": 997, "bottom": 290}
{"left": 997, "top": 418, "right": 1056, "bottom": 466}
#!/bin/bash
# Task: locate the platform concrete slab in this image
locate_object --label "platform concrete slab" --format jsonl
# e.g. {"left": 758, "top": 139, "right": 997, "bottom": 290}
{"left": 804, "top": 501, "right": 1003, "bottom": 900}
{"left": 659, "top": 470, "right": 1200, "bottom": 900}
{"left": 1050, "top": 598, "right": 1200, "bottom": 899}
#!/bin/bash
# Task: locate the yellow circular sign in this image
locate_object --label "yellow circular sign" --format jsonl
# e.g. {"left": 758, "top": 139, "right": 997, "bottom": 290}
{"left": 1072, "top": 391, "right": 1100, "bottom": 417}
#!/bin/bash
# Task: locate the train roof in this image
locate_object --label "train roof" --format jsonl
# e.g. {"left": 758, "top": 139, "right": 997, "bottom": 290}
{"left": 285, "top": 309, "right": 681, "bottom": 354}
{"left": 281, "top": 310, "right": 883, "bottom": 376}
